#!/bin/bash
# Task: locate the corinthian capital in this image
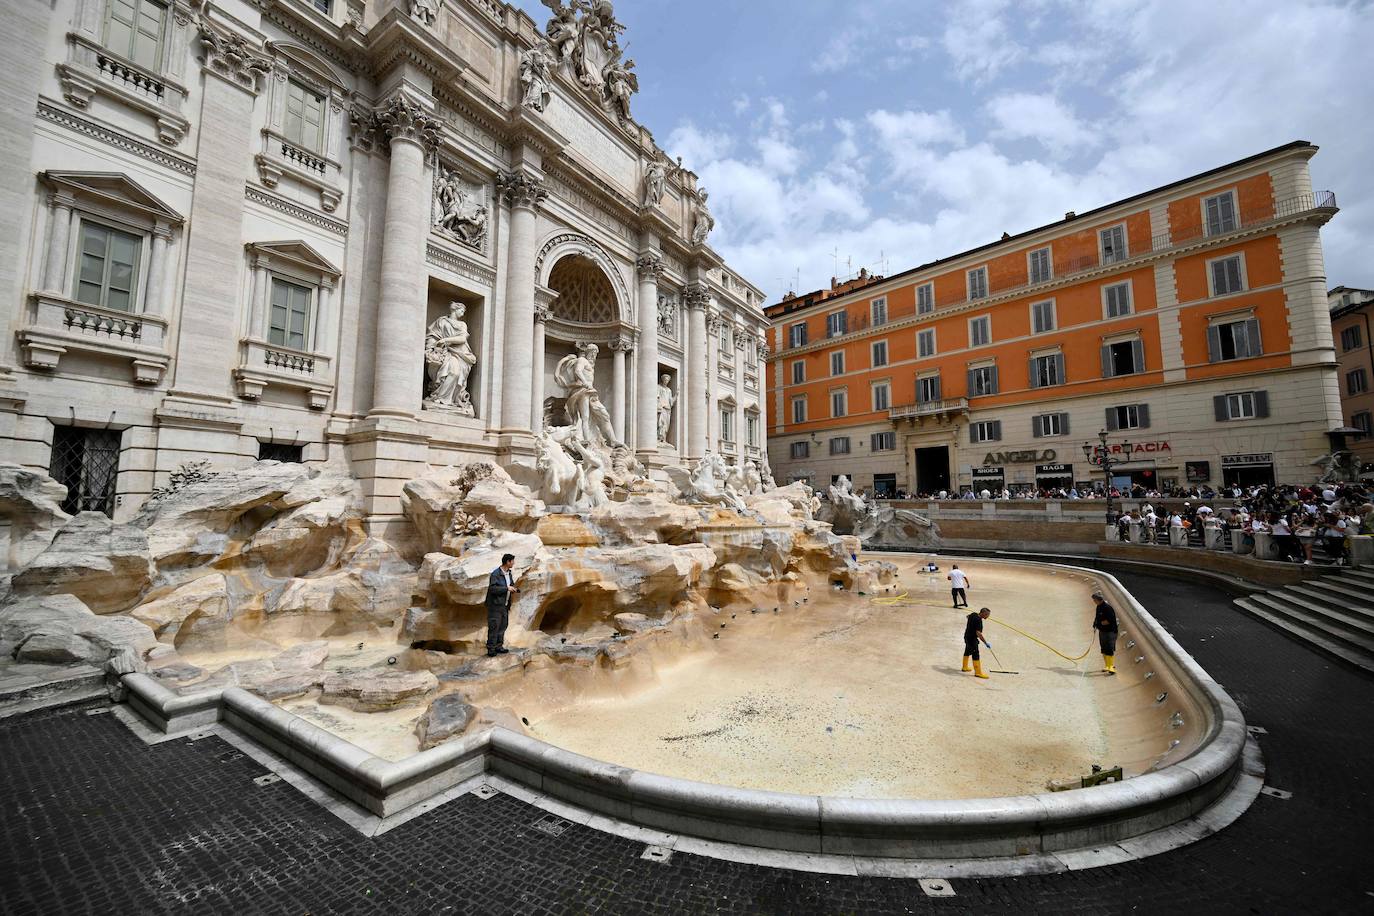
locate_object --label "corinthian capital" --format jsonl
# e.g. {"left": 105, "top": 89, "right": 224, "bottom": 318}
{"left": 635, "top": 252, "right": 664, "bottom": 281}
{"left": 497, "top": 171, "right": 548, "bottom": 211}
{"left": 375, "top": 94, "right": 441, "bottom": 153}
{"left": 198, "top": 18, "right": 272, "bottom": 94}
{"left": 683, "top": 282, "right": 710, "bottom": 310}
{"left": 609, "top": 334, "right": 635, "bottom": 352}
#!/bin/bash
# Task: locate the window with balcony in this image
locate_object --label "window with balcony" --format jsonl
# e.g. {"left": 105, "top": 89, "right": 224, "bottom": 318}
{"left": 1099, "top": 224, "right": 1127, "bottom": 263}
{"left": 1213, "top": 390, "right": 1269, "bottom": 421}
{"left": 969, "top": 314, "right": 991, "bottom": 347}
{"left": 970, "top": 420, "right": 1002, "bottom": 443}
{"left": 1340, "top": 326, "right": 1362, "bottom": 351}
{"left": 918, "top": 328, "right": 936, "bottom": 358}
{"left": 917, "top": 374, "right": 941, "bottom": 404}
{"left": 791, "top": 360, "right": 805, "bottom": 384}
{"left": 284, "top": 80, "right": 326, "bottom": 153}
{"left": 967, "top": 365, "right": 998, "bottom": 397}
{"left": 967, "top": 266, "right": 989, "bottom": 300}
{"left": 1103, "top": 281, "right": 1132, "bottom": 318}
{"left": 917, "top": 282, "right": 934, "bottom": 314}
{"left": 1031, "top": 299, "right": 1055, "bottom": 334}
{"left": 1028, "top": 247, "right": 1052, "bottom": 284}
{"left": 1032, "top": 412, "right": 1069, "bottom": 437}
{"left": 871, "top": 297, "right": 888, "bottom": 326}
{"left": 1204, "top": 190, "right": 1238, "bottom": 236}
{"left": 829, "top": 436, "right": 851, "bottom": 455}
{"left": 1030, "top": 352, "right": 1065, "bottom": 388}
{"left": 790, "top": 440, "right": 810, "bottom": 459}
{"left": 871, "top": 340, "right": 888, "bottom": 367}
{"left": 830, "top": 389, "right": 848, "bottom": 418}
{"left": 104, "top": 0, "right": 167, "bottom": 71}
{"left": 1209, "top": 254, "right": 1245, "bottom": 296}
{"left": 1349, "top": 368, "right": 1369, "bottom": 396}
{"left": 1352, "top": 411, "right": 1372, "bottom": 440}
{"left": 826, "top": 311, "right": 848, "bottom": 338}
{"left": 1101, "top": 338, "right": 1144, "bottom": 377}
{"left": 76, "top": 221, "right": 142, "bottom": 312}
{"left": 788, "top": 322, "right": 808, "bottom": 347}
{"left": 1207, "top": 316, "right": 1262, "bottom": 362}
{"left": 791, "top": 396, "right": 807, "bottom": 423}
{"left": 870, "top": 431, "right": 896, "bottom": 451}
{"left": 872, "top": 381, "right": 891, "bottom": 411}
{"left": 269, "top": 278, "right": 313, "bottom": 351}
{"left": 1106, "top": 403, "right": 1150, "bottom": 430}
{"left": 830, "top": 350, "right": 845, "bottom": 376}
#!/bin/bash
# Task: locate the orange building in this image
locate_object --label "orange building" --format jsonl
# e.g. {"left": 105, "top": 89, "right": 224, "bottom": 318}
{"left": 1329, "top": 286, "right": 1374, "bottom": 469}
{"left": 764, "top": 142, "right": 1342, "bottom": 496}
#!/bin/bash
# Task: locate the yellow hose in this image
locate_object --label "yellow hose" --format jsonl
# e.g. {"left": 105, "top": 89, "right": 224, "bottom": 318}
{"left": 872, "top": 592, "right": 1095, "bottom": 662}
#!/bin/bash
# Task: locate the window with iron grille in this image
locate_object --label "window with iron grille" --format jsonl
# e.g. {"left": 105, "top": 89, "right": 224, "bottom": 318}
{"left": 790, "top": 440, "right": 809, "bottom": 458}
{"left": 870, "top": 431, "right": 896, "bottom": 451}
{"left": 917, "top": 283, "right": 934, "bottom": 314}
{"left": 258, "top": 441, "right": 304, "bottom": 463}
{"left": 1204, "top": 191, "right": 1238, "bottom": 236}
{"left": 1028, "top": 247, "right": 1052, "bottom": 283}
{"left": 49, "top": 426, "right": 122, "bottom": 517}
{"left": 829, "top": 436, "right": 851, "bottom": 455}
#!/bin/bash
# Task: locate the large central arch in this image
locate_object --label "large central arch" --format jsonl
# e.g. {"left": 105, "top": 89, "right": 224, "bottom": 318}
{"left": 534, "top": 230, "right": 631, "bottom": 326}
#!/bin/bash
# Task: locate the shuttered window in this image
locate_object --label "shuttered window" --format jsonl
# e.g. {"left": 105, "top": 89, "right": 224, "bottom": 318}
{"left": 1340, "top": 326, "right": 1363, "bottom": 351}
{"left": 829, "top": 436, "right": 851, "bottom": 455}
{"left": 1105, "top": 404, "right": 1150, "bottom": 430}
{"left": 790, "top": 441, "right": 809, "bottom": 459}
{"left": 1210, "top": 255, "right": 1244, "bottom": 296}
{"left": 1032, "top": 413, "right": 1069, "bottom": 438}
{"left": 1031, "top": 300, "right": 1055, "bottom": 334}
{"left": 918, "top": 328, "right": 936, "bottom": 358}
{"left": 1030, "top": 352, "right": 1065, "bottom": 388}
{"left": 1206, "top": 318, "right": 1262, "bottom": 362}
{"left": 1099, "top": 225, "right": 1127, "bottom": 263}
{"left": 789, "top": 323, "right": 808, "bottom": 347}
{"left": 1213, "top": 391, "right": 1269, "bottom": 421}
{"left": 830, "top": 350, "right": 845, "bottom": 376}
{"left": 970, "top": 420, "right": 1002, "bottom": 443}
{"left": 871, "top": 297, "right": 888, "bottom": 326}
{"left": 1028, "top": 247, "right": 1052, "bottom": 283}
{"left": 969, "top": 315, "right": 991, "bottom": 347}
{"left": 967, "top": 266, "right": 989, "bottom": 300}
{"left": 826, "top": 311, "right": 848, "bottom": 338}
{"left": 1101, "top": 339, "right": 1144, "bottom": 377}
{"left": 917, "top": 374, "right": 941, "bottom": 404}
{"left": 791, "top": 360, "right": 805, "bottom": 384}
{"left": 871, "top": 340, "right": 888, "bottom": 367}
{"left": 1104, "top": 282, "right": 1132, "bottom": 317}
{"left": 830, "top": 390, "right": 847, "bottom": 417}
{"left": 1204, "top": 191, "right": 1237, "bottom": 236}
{"left": 872, "top": 382, "right": 891, "bottom": 411}
{"left": 917, "top": 283, "right": 935, "bottom": 314}
{"left": 967, "top": 365, "right": 998, "bottom": 397}
{"left": 791, "top": 397, "right": 807, "bottom": 423}
{"left": 1349, "top": 368, "right": 1369, "bottom": 395}
{"left": 871, "top": 431, "right": 896, "bottom": 451}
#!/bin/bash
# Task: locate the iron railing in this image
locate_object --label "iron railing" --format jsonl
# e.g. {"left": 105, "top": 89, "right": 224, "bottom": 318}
{"left": 889, "top": 397, "right": 969, "bottom": 420}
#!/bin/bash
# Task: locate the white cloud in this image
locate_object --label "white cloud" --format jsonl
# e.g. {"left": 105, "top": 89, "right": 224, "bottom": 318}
{"left": 812, "top": 28, "right": 862, "bottom": 74}
{"left": 866, "top": 109, "right": 967, "bottom": 150}
{"left": 941, "top": 0, "right": 1023, "bottom": 83}
{"left": 985, "top": 91, "right": 1098, "bottom": 157}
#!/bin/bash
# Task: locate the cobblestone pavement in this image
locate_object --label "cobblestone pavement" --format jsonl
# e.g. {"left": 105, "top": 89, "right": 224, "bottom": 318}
{"left": 1, "top": 571, "right": 1371, "bottom": 915}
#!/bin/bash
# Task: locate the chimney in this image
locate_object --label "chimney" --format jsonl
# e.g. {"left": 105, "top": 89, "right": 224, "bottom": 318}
{"left": 1064, "top": 210, "right": 1076, "bottom": 220}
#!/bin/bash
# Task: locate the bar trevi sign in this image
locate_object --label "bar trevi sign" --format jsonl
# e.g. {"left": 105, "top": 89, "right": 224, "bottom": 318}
{"left": 982, "top": 448, "right": 1056, "bottom": 465}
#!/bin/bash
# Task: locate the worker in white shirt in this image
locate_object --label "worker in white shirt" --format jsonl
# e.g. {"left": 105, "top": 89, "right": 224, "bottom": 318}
{"left": 947, "top": 564, "right": 971, "bottom": 609}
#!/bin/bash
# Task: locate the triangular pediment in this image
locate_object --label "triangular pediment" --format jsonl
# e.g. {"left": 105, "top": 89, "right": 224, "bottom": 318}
{"left": 246, "top": 240, "right": 341, "bottom": 276}
{"left": 42, "top": 171, "right": 182, "bottom": 223}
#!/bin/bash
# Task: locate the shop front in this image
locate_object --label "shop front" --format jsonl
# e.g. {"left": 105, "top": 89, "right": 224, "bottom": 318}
{"left": 1035, "top": 463, "right": 1074, "bottom": 490}
{"left": 971, "top": 465, "right": 1005, "bottom": 493}
{"left": 1221, "top": 452, "right": 1276, "bottom": 489}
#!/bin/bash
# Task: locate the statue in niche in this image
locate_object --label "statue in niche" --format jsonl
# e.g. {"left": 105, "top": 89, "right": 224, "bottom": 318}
{"left": 519, "top": 45, "right": 553, "bottom": 113}
{"left": 554, "top": 341, "right": 621, "bottom": 448}
{"left": 433, "top": 166, "right": 488, "bottom": 247}
{"left": 601, "top": 53, "right": 638, "bottom": 120}
{"left": 642, "top": 160, "right": 667, "bottom": 208}
{"left": 657, "top": 293, "right": 677, "bottom": 338}
{"left": 423, "top": 302, "right": 477, "bottom": 416}
{"left": 410, "top": 0, "right": 436, "bottom": 26}
{"left": 656, "top": 373, "right": 675, "bottom": 444}
{"left": 691, "top": 189, "right": 715, "bottom": 246}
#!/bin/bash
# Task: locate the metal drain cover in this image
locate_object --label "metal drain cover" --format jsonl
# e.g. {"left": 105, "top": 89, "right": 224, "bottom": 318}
{"left": 918, "top": 878, "right": 956, "bottom": 897}
{"left": 641, "top": 845, "right": 673, "bottom": 863}
{"left": 1260, "top": 785, "right": 1292, "bottom": 800}
{"left": 1247, "top": 725, "right": 1268, "bottom": 736}
{"left": 253, "top": 773, "right": 283, "bottom": 787}
{"left": 533, "top": 815, "right": 570, "bottom": 837}
{"left": 472, "top": 784, "right": 499, "bottom": 800}
{"left": 83, "top": 707, "right": 112, "bottom": 716}
{"left": 187, "top": 731, "right": 215, "bottom": 741}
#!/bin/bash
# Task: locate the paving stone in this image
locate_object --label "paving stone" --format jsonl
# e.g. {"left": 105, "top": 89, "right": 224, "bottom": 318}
{"left": 0, "top": 571, "right": 1370, "bottom": 914}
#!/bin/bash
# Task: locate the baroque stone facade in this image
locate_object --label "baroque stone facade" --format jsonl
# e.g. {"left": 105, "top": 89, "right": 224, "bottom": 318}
{"left": 0, "top": 0, "right": 767, "bottom": 531}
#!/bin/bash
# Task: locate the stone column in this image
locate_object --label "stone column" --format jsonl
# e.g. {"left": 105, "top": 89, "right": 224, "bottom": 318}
{"left": 369, "top": 94, "right": 437, "bottom": 419}
{"left": 733, "top": 323, "right": 747, "bottom": 453}
{"left": 42, "top": 191, "right": 76, "bottom": 294}
{"left": 706, "top": 308, "right": 725, "bottom": 450}
{"left": 498, "top": 171, "right": 547, "bottom": 434}
{"left": 610, "top": 334, "right": 632, "bottom": 443}
{"left": 757, "top": 341, "right": 771, "bottom": 454}
{"left": 249, "top": 254, "right": 269, "bottom": 338}
{"left": 314, "top": 279, "right": 334, "bottom": 354}
{"left": 530, "top": 297, "right": 553, "bottom": 432}
{"left": 143, "top": 223, "right": 172, "bottom": 315}
{"left": 634, "top": 252, "right": 663, "bottom": 458}
{"left": 684, "top": 283, "right": 709, "bottom": 459}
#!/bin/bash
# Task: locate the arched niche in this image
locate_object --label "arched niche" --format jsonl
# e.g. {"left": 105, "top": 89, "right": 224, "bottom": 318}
{"left": 534, "top": 231, "right": 631, "bottom": 325}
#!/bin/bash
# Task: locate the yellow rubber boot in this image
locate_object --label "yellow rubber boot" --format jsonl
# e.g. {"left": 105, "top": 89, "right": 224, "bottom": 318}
{"left": 973, "top": 659, "right": 989, "bottom": 679}
{"left": 1104, "top": 655, "right": 1116, "bottom": 675}
{"left": 961, "top": 656, "right": 972, "bottom": 672}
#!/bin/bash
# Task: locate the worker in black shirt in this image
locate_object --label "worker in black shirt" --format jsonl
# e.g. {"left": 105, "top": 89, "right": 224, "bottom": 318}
{"left": 1091, "top": 591, "right": 1118, "bottom": 675}
{"left": 962, "top": 607, "right": 992, "bottom": 680}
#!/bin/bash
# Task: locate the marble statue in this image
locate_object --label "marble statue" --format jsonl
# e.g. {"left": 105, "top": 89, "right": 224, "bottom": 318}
{"left": 656, "top": 374, "right": 675, "bottom": 444}
{"left": 602, "top": 54, "right": 637, "bottom": 120}
{"left": 691, "top": 189, "right": 715, "bottom": 245}
{"left": 544, "top": 2, "right": 579, "bottom": 64}
{"left": 410, "top": 0, "right": 436, "bottom": 26}
{"left": 432, "top": 167, "right": 488, "bottom": 246}
{"left": 1312, "top": 450, "right": 1364, "bottom": 483}
{"left": 519, "top": 45, "right": 553, "bottom": 112}
{"left": 535, "top": 427, "right": 582, "bottom": 507}
{"left": 668, "top": 453, "right": 747, "bottom": 514}
{"left": 541, "top": 0, "right": 629, "bottom": 103}
{"left": 423, "top": 302, "right": 477, "bottom": 415}
{"left": 829, "top": 475, "right": 868, "bottom": 520}
{"left": 554, "top": 342, "right": 620, "bottom": 448}
{"left": 656, "top": 293, "right": 677, "bottom": 339}
{"left": 743, "top": 460, "right": 762, "bottom": 495}
{"left": 818, "top": 474, "right": 938, "bottom": 546}
{"left": 643, "top": 160, "right": 667, "bottom": 208}
{"left": 759, "top": 458, "right": 777, "bottom": 492}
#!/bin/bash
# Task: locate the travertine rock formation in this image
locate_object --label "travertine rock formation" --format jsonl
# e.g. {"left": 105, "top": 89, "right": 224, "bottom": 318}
{"left": 0, "top": 463, "right": 70, "bottom": 574}
{"left": 321, "top": 669, "right": 439, "bottom": 712}
{"left": 0, "top": 593, "right": 156, "bottom": 665}
{"left": 10, "top": 512, "right": 153, "bottom": 613}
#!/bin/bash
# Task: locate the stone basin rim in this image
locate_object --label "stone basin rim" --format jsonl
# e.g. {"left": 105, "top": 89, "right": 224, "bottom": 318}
{"left": 118, "top": 561, "right": 1249, "bottom": 861}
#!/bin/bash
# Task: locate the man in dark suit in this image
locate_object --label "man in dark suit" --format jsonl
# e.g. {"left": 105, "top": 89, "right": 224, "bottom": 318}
{"left": 485, "top": 553, "right": 517, "bottom": 657}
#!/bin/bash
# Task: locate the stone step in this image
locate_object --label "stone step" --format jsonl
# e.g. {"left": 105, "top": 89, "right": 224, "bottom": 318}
{"left": 1341, "top": 568, "right": 1374, "bottom": 586}
{"left": 1278, "top": 585, "right": 1374, "bottom": 623}
{"left": 0, "top": 666, "right": 106, "bottom": 719}
{"left": 1233, "top": 598, "right": 1374, "bottom": 676}
{"left": 1248, "top": 593, "right": 1374, "bottom": 640}
{"left": 1236, "top": 593, "right": 1374, "bottom": 654}
{"left": 1298, "top": 577, "right": 1374, "bottom": 607}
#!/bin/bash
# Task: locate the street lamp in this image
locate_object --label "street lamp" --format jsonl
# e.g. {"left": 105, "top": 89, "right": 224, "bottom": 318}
{"left": 1082, "top": 429, "right": 1123, "bottom": 525}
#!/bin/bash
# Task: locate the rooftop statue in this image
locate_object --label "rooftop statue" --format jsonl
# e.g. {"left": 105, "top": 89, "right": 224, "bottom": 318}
{"left": 691, "top": 188, "right": 715, "bottom": 245}
{"left": 519, "top": 45, "right": 553, "bottom": 113}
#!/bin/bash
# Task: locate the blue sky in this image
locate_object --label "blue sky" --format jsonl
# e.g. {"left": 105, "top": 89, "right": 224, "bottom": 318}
{"left": 514, "top": 0, "right": 1374, "bottom": 303}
